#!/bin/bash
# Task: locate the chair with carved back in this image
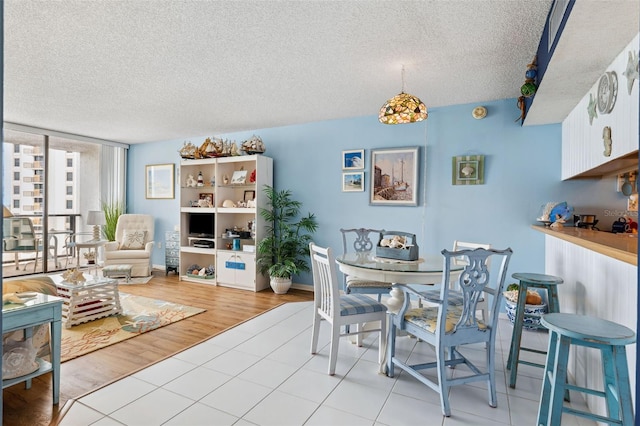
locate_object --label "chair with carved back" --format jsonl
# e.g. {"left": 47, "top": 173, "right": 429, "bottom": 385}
{"left": 421, "top": 240, "right": 492, "bottom": 321}
{"left": 340, "top": 228, "right": 391, "bottom": 301}
{"left": 386, "top": 246, "right": 512, "bottom": 417}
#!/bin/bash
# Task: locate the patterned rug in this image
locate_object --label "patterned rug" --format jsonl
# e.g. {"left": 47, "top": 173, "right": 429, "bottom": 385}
{"left": 60, "top": 293, "right": 205, "bottom": 362}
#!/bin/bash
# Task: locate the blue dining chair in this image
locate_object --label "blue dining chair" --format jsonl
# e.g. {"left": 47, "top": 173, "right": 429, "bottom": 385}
{"left": 421, "top": 240, "right": 492, "bottom": 321}
{"left": 340, "top": 228, "right": 391, "bottom": 301}
{"left": 386, "top": 247, "right": 513, "bottom": 417}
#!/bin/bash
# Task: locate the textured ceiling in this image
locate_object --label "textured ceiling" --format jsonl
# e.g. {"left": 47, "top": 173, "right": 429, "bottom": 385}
{"left": 3, "top": 1, "right": 636, "bottom": 144}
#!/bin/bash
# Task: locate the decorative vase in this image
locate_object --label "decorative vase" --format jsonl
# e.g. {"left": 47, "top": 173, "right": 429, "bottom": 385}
{"left": 270, "top": 276, "right": 292, "bottom": 294}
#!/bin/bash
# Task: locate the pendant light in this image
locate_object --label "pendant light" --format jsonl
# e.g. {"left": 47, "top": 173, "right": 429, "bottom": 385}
{"left": 379, "top": 65, "right": 427, "bottom": 124}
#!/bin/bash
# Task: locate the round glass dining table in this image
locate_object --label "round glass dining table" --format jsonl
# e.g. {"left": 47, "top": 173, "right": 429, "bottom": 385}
{"left": 335, "top": 252, "right": 464, "bottom": 313}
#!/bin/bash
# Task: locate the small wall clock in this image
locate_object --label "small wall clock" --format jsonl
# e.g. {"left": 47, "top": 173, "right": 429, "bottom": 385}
{"left": 597, "top": 71, "right": 618, "bottom": 114}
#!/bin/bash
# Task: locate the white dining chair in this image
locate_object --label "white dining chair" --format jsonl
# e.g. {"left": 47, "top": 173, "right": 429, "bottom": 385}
{"left": 386, "top": 247, "right": 513, "bottom": 417}
{"left": 309, "top": 242, "right": 387, "bottom": 375}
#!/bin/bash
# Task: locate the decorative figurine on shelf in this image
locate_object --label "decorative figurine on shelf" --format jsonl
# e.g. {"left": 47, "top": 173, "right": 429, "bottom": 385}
{"left": 223, "top": 174, "right": 229, "bottom": 184}
{"left": 249, "top": 169, "right": 257, "bottom": 183}
{"left": 196, "top": 171, "right": 204, "bottom": 187}
{"left": 209, "top": 175, "right": 215, "bottom": 186}
{"left": 186, "top": 174, "right": 196, "bottom": 187}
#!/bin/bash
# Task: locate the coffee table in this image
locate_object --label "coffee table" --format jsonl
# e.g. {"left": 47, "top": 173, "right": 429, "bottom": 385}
{"left": 55, "top": 277, "right": 122, "bottom": 328}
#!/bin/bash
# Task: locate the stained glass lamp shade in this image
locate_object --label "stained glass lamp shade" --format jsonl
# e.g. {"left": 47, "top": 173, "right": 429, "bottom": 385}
{"left": 378, "top": 65, "right": 427, "bottom": 124}
{"left": 379, "top": 92, "right": 428, "bottom": 124}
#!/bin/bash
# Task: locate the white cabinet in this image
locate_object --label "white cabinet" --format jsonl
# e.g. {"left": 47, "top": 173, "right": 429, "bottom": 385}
{"left": 179, "top": 154, "right": 273, "bottom": 291}
{"left": 216, "top": 251, "right": 261, "bottom": 291}
{"left": 562, "top": 34, "right": 639, "bottom": 179}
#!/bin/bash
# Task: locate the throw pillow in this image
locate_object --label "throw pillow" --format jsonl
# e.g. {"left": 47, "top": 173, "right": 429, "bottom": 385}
{"left": 120, "top": 230, "right": 146, "bottom": 250}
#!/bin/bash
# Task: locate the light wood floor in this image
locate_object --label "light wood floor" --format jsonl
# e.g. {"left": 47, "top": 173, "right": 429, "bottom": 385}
{"left": 1, "top": 270, "right": 314, "bottom": 426}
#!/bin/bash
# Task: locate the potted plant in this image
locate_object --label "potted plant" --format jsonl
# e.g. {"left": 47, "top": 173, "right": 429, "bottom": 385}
{"left": 101, "top": 200, "right": 125, "bottom": 241}
{"left": 257, "top": 185, "right": 318, "bottom": 294}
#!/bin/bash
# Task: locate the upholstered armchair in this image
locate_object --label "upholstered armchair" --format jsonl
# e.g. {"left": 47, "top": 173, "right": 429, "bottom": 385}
{"left": 103, "top": 214, "right": 155, "bottom": 277}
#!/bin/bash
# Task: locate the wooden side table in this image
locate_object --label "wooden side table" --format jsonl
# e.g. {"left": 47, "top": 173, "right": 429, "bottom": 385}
{"left": 55, "top": 277, "right": 122, "bottom": 328}
{"left": 2, "top": 293, "right": 63, "bottom": 404}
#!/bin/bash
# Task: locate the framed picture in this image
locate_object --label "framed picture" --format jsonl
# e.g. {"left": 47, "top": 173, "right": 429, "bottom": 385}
{"left": 342, "top": 172, "right": 364, "bottom": 192}
{"left": 199, "top": 193, "right": 213, "bottom": 207}
{"left": 145, "top": 163, "right": 175, "bottom": 199}
{"left": 370, "top": 147, "right": 419, "bottom": 206}
{"left": 243, "top": 190, "right": 256, "bottom": 201}
{"left": 231, "top": 170, "right": 248, "bottom": 184}
{"left": 452, "top": 155, "right": 485, "bottom": 185}
{"left": 342, "top": 149, "right": 365, "bottom": 170}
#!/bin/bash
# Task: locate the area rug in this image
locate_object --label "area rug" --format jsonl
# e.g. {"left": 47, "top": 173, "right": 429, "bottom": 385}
{"left": 60, "top": 293, "right": 205, "bottom": 362}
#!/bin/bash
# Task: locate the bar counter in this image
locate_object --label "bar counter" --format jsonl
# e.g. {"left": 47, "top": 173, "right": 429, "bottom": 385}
{"left": 532, "top": 225, "right": 638, "bottom": 266}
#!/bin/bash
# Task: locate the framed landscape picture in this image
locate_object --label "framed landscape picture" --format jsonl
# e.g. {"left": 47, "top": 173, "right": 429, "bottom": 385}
{"left": 342, "top": 172, "right": 364, "bottom": 192}
{"left": 342, "top": 149, "right": 365, "bottom": 170}
{"left": 369, "top": 147, "right": 419, "bottom": 206}
{"left": 145, "top": 163, "right": 175, "bottom": 199}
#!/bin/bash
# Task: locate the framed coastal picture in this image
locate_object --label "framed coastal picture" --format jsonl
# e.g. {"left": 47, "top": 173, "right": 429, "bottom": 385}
{"left": 342, "top": 149, "right": 365, "bottom": 170}
{"left": 145, "top": 163, "right": 175, "bottom": 199}
{"left": 452, "top": 155, "right": 484, "bottom": 185}
{"left": 370, "top": 147, "right": 419, "bottom": 206}
{"left": 342, "top": 172, "right": 364, "bottom": 192}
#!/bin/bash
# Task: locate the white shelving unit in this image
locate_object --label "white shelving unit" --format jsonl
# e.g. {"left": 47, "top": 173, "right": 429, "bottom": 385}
{"left": 179, "top": 154, "right": 273, "bottom": 291}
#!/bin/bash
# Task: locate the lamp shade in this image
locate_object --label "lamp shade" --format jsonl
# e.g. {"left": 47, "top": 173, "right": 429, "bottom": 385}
{"left": 86, "top": 210, "right": 106, "bottom": 226}
{"left": 3, "top": 206, "right": 13, "bottom": 218}
{"left": 379, "top": 92, "right": 428, "bottom": 124}
{"left": 87, "top": 210, "right": 106, "bottom": 241}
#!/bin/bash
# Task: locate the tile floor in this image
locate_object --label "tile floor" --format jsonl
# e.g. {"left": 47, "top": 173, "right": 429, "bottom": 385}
{"left": 60, "top": 301, "right": 598, "bottom": 426}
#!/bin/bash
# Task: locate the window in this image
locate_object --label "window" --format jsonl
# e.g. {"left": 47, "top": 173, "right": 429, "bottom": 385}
{"left": 2, "top": 128, "right": 127, "bottom": 277}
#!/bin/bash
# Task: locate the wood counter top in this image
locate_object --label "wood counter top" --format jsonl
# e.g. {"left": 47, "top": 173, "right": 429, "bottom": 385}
{"left": 532, "top": 226, "right": 638, "bottom": 266}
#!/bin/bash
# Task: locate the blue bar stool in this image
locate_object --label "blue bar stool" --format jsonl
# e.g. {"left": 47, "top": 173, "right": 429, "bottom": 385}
{"left": 537, "top": 313, "right": 636, "bottom": 426}
{"left": 506, "top": 272, "right": 563, "bottom": 389}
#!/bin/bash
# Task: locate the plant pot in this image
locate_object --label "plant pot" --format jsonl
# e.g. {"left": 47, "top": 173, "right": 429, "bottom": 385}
{"left": 270, "top": 276, "right": 292, "bottom": 294}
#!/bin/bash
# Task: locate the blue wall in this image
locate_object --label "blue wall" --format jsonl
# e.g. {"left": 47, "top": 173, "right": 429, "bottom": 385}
{"left": 128, "top": 98, "right": 622, "bottom": 287}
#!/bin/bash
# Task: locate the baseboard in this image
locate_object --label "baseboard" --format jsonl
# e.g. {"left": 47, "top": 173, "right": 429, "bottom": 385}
{"left": 290, "top": 282, "right": 313, "bottom": 292}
